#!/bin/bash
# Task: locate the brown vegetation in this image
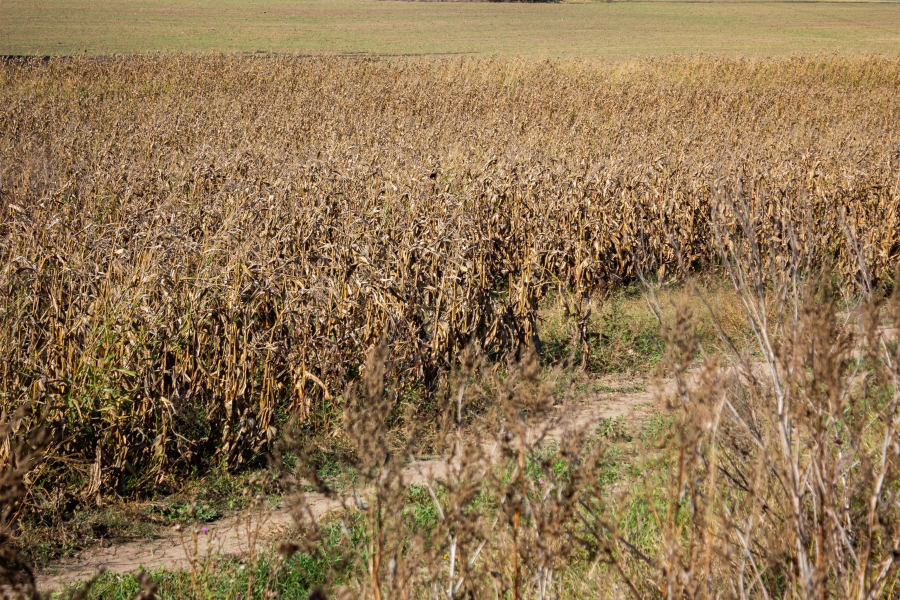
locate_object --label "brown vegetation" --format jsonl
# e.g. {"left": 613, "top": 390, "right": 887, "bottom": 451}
{"left": 1, "top": 53, "right": 898, "bottom": 492}
{"left": 0, "top": 54, "right": 899, "bottom": 597}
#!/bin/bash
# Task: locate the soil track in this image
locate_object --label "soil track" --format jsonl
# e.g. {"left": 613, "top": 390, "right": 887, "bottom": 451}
{"left": 38, "top": 374, "right": 660, "bottom": 593}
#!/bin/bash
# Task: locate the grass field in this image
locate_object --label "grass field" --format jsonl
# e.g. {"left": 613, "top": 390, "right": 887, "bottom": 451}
{"left": 2, "top": 0, "right": 900, "bottom": 57}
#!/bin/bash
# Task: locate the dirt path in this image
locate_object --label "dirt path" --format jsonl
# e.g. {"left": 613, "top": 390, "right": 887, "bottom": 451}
{"left": 37, "top": 373, "right": 660, "bottom": 593}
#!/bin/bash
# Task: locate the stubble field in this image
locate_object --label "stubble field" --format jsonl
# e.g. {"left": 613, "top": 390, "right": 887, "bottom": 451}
{"left": 2, "top": 0, "right": 900, "bottom": 57}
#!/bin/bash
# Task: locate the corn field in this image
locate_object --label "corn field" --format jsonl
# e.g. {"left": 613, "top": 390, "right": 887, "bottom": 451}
{"left": 1, "top": 55, "right": 899, "bottom": 499}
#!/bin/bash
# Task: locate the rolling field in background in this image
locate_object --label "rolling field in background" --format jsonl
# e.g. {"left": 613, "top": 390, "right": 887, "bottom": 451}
{"left": 1, "top": 0, "right": 900, "bottom": 57}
